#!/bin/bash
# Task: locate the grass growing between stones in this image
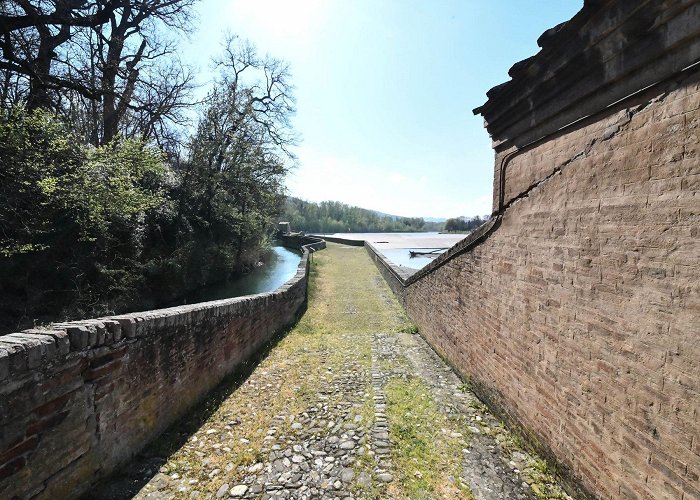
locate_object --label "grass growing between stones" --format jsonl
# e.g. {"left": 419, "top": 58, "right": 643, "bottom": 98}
{"left": 128, "top": 243, "right": 411, "bottom": 497}
{"left": 350, "top": 388, "right": 383, "bottom": 499}
{"left": 385, "top": 376, "right": 475, "bottom": 499}
{"left": 494, "top": 425, "right": 572, "bottom": 499}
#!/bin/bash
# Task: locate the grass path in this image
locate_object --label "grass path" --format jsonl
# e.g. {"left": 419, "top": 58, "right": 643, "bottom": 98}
{"left": 93, "top": 243, "right": 569, "bottom": 500}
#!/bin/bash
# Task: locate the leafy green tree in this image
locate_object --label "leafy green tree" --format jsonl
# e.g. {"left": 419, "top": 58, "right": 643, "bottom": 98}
{"left": 0, "top": 33, "right": 299, "bottom": 333}
{"left": 175, "top": 37, "right": 293, "bottom": 276}
{"left": 0, "top": 107, "right": 169, "bottom": 330}
{"left": 444, "top": 216, "right": 487, "bottom": 232}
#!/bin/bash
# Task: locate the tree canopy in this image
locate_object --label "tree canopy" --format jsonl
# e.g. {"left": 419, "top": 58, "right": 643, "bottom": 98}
{"left": 0, "top": 0, "right": 197, "bottom": 148}
{"left": 443, "top": 215, "right": 489, "bottom": 232}
{"left": 0, "top": 32, "right": 294, "bottom": 333}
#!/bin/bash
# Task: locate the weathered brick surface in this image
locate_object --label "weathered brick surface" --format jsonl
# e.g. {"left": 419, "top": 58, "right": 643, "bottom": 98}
{"left": 0, "top": 249, "right": 313, "bottom": 499}
{"left": 402, "top": 73, "right": 700, "bottom": 499}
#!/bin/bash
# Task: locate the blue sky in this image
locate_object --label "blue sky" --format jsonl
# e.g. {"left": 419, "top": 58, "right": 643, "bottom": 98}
{"left": 180, "top": 0, "right": 583, "bottom": 218}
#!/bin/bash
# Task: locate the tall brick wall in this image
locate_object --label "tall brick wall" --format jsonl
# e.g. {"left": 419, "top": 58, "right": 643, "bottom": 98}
{"left": 0, "top": 249, "right": 313, "bottom": 499}
{"left": 365, "top": 2, "right": 700, "bottom": 498}
{"left": 404, "top": 72, "right": 700, "bottom": 499}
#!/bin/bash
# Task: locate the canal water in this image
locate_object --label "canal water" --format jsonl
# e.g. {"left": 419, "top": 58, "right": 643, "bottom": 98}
{"left": 180, "top": 246, "right": 302, "bottom": 304}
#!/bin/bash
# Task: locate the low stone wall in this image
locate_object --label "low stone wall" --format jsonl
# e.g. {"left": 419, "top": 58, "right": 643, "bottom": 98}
{"left": 279, "top": 234, "right": 327, "bottom": 252}
{"left": 309, "top": 235, "right": 364, "bottom": 246}
{"left": 363, "top": 243, "right": 410, "bottom": 304}
{"left": 0, "top": 245, "right": 316, "bottom": 499}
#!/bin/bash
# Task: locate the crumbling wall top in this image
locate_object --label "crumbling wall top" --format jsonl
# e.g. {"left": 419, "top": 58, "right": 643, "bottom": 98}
{"left": 474, "top": 0, "right": 700, "bottom": 150}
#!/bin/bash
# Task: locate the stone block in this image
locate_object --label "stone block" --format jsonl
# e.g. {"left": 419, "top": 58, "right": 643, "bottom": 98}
{"left": 0, "top": 336, "right": 41, "bottom": 372}
{"left": 50, "top": 324, "right": 89, "bottom": 351}
{"left": 0, "top": 350, "right": 8, "bottom": 382}
{"left": 113, "top": 317, "right": 136, "bottom": 338}
{"left": 103, "top": 320, "right": 122, "bottom": 342}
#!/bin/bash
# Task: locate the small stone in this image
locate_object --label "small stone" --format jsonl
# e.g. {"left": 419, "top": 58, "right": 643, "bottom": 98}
{"left": 229, "top": 484, "right": 248, "bottom": 497}
{"left": 291, "top": 422, "right": 303, "bottom": 430}
{"left": 357, "top": 472, "right": 372, "bottom": 486}
{"left": 216, "top": 484, "right": 229, "bottom": 498}
{"left": 341, "top": 468, "right": 354, "bottom": 482}
{"left": 377, "top": 473, "right": 393, "bottom": 482}
{"left": 339, "top": 440, "right": 355, "bottom": 450}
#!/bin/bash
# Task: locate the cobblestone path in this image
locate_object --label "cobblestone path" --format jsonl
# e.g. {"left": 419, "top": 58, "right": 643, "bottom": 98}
{"left": 93, "top": 244, "right": 571, "bottom": 500}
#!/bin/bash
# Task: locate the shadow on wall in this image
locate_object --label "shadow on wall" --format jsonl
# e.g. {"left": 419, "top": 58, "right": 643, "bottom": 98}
{"left": 0, "top": 240, "right": 324, "bottom": 499}
{"left": 86, "top": 321, "right": 293, "bottom": 499}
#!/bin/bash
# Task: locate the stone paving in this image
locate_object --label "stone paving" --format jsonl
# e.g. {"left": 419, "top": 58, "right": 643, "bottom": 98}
{"left": 92, "top": 244, "right": 571, "bottom": 499}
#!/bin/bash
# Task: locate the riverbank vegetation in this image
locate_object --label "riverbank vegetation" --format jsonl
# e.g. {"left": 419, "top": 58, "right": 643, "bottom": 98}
{"left": 443, "top": 215, "right": 489, "bottom": 233}
{"left": 0, "top": 2, "right": 294, "bottom": 332}
{"left": 281, "top": 197, "right": 443, "bottom": 233}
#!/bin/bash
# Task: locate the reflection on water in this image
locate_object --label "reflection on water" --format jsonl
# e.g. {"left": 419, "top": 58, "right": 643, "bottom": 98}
{"left": 180, "top": 246, "right": 301, "bottom": 304}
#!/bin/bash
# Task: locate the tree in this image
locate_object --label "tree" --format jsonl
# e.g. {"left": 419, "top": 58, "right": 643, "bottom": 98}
{"left": 444, "top": 215, "right": 488, "bottom": 232}
{"left": 280, "top": 197, "right": 437, "bottom": 233}
{"left": 0, "top": 0, "right": 120, "bottom": 108}
{"left": 176, "top": 36, "right": 295, "bottom": 272}
{"left": 0, "top": 0, "right": 198, "bottom": 145}
{"left": 90, "top": 0, "right": 197, "bottom": 144}
{"left": 0, "top": 106, "right": 169, "bottom": 329}
{"left": 0, "top": 23, "right": 299, "bottom": 332}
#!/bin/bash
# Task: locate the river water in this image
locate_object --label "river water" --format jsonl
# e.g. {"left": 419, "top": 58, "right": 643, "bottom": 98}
{"left": 180, "top": 246, "right": 302, "bottom": 304}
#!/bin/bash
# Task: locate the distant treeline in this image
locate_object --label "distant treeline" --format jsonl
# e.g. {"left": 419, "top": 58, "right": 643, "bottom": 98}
{"left": 281, "top": 198, "right": 443, "bottom": 233}
{"left": 443, "top": 215, "right": 490, "bottom": 232}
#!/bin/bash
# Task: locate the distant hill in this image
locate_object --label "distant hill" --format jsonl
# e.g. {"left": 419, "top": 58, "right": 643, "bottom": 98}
{"left": 280, "top": 197, "right": 444, "bottom": 233}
